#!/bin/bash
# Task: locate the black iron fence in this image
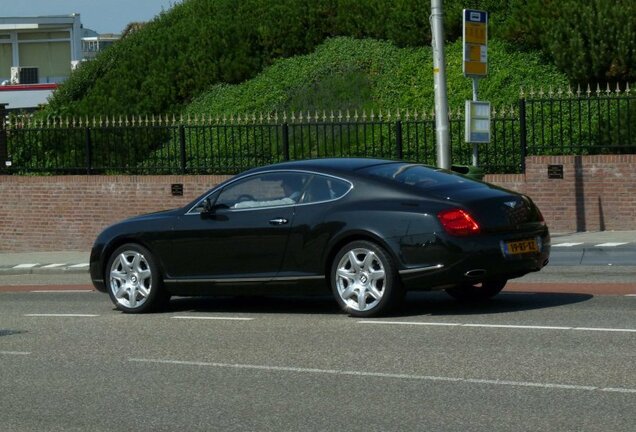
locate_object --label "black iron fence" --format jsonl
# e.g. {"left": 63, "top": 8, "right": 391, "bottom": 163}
{"left": 1, "top": 85, "right": 634, "bottom": 175}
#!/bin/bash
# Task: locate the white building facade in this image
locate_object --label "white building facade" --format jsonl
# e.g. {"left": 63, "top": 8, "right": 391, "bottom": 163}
{"left": 0, "top": 14, "right": 83, "bottom": 85}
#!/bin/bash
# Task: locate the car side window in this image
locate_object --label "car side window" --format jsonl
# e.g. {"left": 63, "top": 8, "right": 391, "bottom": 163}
{"left": 300, "top": 175, "right": 351, "bottom": 204}
{"left": 216, "top": 172, "right": 310, "bottom": 210}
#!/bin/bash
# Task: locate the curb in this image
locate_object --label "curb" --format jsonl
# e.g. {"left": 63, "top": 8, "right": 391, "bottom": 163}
{"left": 0, "top": 265, "right": 89, "bottom": 275}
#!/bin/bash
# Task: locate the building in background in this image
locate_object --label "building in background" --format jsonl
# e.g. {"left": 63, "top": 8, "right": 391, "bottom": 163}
{"left": 0, "top": 14, "right": 120, "bottom": 110}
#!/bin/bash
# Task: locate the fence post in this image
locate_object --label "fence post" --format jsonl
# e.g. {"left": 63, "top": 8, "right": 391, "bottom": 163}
{"left": 519, "top": 98, "right": 527, "bottom": 173}
{"left": 179, "top": 125, "right": 187, "bottom": 174}
{"left": 85, "top": 127, "right": 92, "bottom": 174}
{"left": 282, "top": 123, "right": 290, "bottom": 161}
{"left": 395, "top": 120, "right": 403, "bottom": 160}
{"left": 0, "top": 103, "right": 7, "bottom": 173}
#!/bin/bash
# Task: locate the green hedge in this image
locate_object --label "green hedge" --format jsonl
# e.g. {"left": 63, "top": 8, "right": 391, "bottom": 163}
{"left": 42, "top": 0, "right": 523, "bottom": 117}
{"left": 184, "top": 37, "right": 569, "bottom": 115}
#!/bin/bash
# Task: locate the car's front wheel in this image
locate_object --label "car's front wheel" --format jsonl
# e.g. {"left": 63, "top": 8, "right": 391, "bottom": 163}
{"left": 106, "top": 243, "right": 169, "bottom": 313}
{"left": 445, "top": 279, "right": 507, "bottom": 302}
{"left": 331, "top": 240, "right": 403, "bottom": 317}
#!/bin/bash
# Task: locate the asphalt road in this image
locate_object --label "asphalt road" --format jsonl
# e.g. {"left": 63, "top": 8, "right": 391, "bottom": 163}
{"left": 1, "top": 286, "right": 635, "bottom": 432}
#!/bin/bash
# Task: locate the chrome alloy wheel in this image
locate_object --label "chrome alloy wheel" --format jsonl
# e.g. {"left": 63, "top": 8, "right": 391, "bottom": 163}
{"left": 335, "top": 248, "right": 386, "bottom": 312}
{"left": 109, "top": 250, "right": 153, "bottom": 309}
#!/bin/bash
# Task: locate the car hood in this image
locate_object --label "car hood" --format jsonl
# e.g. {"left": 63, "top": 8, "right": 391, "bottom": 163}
{"left": 121, "top": 208, "right": 181, "bottom": 224}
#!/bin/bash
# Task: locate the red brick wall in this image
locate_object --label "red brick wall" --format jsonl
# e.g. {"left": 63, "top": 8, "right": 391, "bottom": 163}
{"left": 485, "top": 155, "right": 636, "bottom": 233}
{"left": 0, "top": 154, "right": 634, "bottom": 252}
{"left": 0, "top": 175, "right": 231, "bottom": 252}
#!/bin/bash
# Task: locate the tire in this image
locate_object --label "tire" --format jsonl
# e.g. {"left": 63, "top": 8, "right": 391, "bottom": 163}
{"left": 105, "top": 243, "right": 169, "bottom": 313}
{"left": 330, "top": 240, "right": 403, "bottom": 317}
{"left": 445, "top": 279, "right": 507, "bottom": 302}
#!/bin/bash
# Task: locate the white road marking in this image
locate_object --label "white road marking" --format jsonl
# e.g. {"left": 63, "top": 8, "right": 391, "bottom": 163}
{"left": 41, "top": 263, "right": 66, "bottom": 268}
{"left": 574, "top": 327, "right": 636, "bottom": 333}
{"left": 68, "top": 263, "right": 90, "bottom": 268}
{"left": 24, "top": 313, "right": 99, "bottom": 317}
{"left": 172, "top": 316, "right": 254, "bottom": 321}
{"left": 357, "top": 321, "right": 636, "bottom": 333}
{"left": 12, "top": 263, "right": 39, "bottom": 269}
{"left": 625, "top": 294, "right": 636, "bottom": 297}
{"left": 552, "top": 242, "right": 584, "bottom": 247}
{"left": 31, "top": 290, "right": 93, "bottom": 293}
{"left": 128, "top": 358, "right": 636, "bottom": 395}
{"left": 0, "top": 351, "right": 30, "bottom": 356}
{"left": 594, "top": 242, "right": 628, "bottom": 247}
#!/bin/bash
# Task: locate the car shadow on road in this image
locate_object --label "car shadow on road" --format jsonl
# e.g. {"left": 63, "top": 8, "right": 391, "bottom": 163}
{"left": 393, "top": 291, "right": 594, "bottom": 317}
{"left": 162, "top": 290, "right": 594, "bottom": 317}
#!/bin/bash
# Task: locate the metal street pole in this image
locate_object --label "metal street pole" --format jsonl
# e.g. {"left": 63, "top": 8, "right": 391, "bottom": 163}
{"left": 431, "top": 0, "right": 451, "bottom": 169}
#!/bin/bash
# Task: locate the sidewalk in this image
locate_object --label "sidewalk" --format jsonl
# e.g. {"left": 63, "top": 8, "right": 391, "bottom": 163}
{"left": 1, "top": 231, "right": 635, "bottom": 275}
{"left": 0, "top": 251, "right": 89, "bottom": 275}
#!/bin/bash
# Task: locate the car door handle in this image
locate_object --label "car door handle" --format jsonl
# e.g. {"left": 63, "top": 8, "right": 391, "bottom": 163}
{"left": 269, "top": 218, "right": 289, "bottom": 225}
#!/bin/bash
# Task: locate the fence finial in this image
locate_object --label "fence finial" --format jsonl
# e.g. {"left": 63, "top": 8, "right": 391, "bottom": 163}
{"left": 519, "top": 87, "right": 525, "bottom": 98}
{"left": 615, "top": 82, "right": 621, "bottom": 95}
{"left": 586, "top": 84, "right": 592, "bottom": 97}
{"left": 538, "top": 86, "right": 545, "bottom": 98}
{"left": 595, "top": 83, "right": 601, "bottom": 96}
{"left": 605, "top": 83, "right": 611, "bottom": 96}
{"left": 354, "top": 109, "right": 359, "bottom": 122}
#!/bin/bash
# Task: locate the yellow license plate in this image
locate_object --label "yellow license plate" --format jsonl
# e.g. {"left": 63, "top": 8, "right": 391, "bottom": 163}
{"left": 504, "top": 239, "right": 538, "bottom": 255}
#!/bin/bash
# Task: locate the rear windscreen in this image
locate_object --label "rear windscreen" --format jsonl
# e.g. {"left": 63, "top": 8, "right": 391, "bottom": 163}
{"left": 359, "top": 163, "right": 473, "bottom": 190}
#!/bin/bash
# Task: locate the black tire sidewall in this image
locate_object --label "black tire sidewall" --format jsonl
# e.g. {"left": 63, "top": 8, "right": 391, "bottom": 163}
{"left": 105, "top": 243, "right": 163, "bottom": 313}
{"left": 330, "top": 240, "right": 400, "bottom": 317}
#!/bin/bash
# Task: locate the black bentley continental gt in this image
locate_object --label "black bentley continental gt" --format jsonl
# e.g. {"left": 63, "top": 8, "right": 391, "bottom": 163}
{"left": 90, "top": 158, "right": 550, "bottom": 317}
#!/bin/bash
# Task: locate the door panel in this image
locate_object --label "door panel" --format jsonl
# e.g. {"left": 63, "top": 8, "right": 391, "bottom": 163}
{"left": 165, "top": 207, "right": 295, "bottom": 279}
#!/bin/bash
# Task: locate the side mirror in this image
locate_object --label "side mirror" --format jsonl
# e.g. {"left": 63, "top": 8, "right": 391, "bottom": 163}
{"left": 202, "top": 197, "right": 214, "bottom": 213}
{"left": 201, "top": 197, "right": 229, "bottom": 216}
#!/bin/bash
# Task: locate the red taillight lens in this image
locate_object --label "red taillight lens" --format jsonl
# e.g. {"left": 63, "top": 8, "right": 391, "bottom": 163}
{"left": 437, "top": 209, "right": 481, "bottom": 236}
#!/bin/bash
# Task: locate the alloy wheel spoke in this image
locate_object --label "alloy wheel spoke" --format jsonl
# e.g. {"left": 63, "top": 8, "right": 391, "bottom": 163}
{"left": 128, "top": 288, "right": 137, "bottom": 308}
{"left": 110, "top": 270, "right": 128, "bottom": 283}
{"left": 341, "top": 285, "right": 356, "bottom": 300}
{"left": 138, "top": 268, "right": 152, "bottom": 281}
{"left": 357, "top": 289, "right": 367, "bottom": 310}
{"left": 361, "top": 252, "right": 377, "bottom": 271}
{"left": 137, "top": 285, "right": 150, "bottom": 298}
{"left": 369, "top": 268, "right": 385, "bottom": 283}
{"left": 368, "top": 286, "right": 383, "bottom": 301}
{"left": 347, "top": 251, "right": 362, "bottom": 272}
{"left": 118, "top": 254, "right": 131, "bottom": 272}
{"left": 115, "top": 286, "right": 127, "bottom": 299}
{"left": 337, "top": 268, "right": 355, "bottom": 281}
{"left": 132, "top": 253, "right": 142, "bottom": 273}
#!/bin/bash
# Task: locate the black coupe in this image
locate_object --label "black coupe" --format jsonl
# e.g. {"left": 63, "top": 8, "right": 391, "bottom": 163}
{"left": 90, "top": 158, "right": 550, "bottom": 317}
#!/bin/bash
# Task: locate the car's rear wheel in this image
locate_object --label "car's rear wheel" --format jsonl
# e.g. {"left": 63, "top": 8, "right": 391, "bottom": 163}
{"left": 106, "top": 244, "right": 169, "bottom": 313}
{"left": 445, "top": 279, "right": 507, "bottom": 302}
{"left": 331, "top": 240, "right": 402, "bottom": 317}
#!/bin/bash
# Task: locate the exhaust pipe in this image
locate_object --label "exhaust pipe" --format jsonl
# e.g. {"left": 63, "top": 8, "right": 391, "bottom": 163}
{"left": 464, "top": 269, "right": 487, "bottom": 278}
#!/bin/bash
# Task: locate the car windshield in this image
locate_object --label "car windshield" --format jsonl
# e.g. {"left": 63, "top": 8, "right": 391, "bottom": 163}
{"left": 359, "top": 163, "right": 469, "bottom": 190}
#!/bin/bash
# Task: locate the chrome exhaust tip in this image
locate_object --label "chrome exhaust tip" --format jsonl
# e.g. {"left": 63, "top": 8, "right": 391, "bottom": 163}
{"left": 464, "top": 269, "right": 487, "bottom": 278}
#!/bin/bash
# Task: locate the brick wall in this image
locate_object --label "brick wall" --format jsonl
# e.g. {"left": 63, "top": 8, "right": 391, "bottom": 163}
{"left": 485, "top": 155, "right": 636, "bottom": 233}
{"left": 0, "top": 175, "right": 231, "bottom": 252}
{"left": 0, "top": 154, "right": 634, "bottom": 252}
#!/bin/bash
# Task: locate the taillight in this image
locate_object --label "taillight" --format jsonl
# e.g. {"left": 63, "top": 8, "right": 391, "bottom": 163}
{"left": 536, "top": 207, "right": 545, "bottom": 223}
{"left": 437, "top": 209, "right": 481, "bottom": 236}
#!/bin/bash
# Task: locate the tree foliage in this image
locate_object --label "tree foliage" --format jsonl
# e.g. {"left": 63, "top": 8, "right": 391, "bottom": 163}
{"left": 502, "top": 0, "right": 636, "bottom": 85}
{"left": 44, "top": 0, "right": 634, "bottom": 117}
